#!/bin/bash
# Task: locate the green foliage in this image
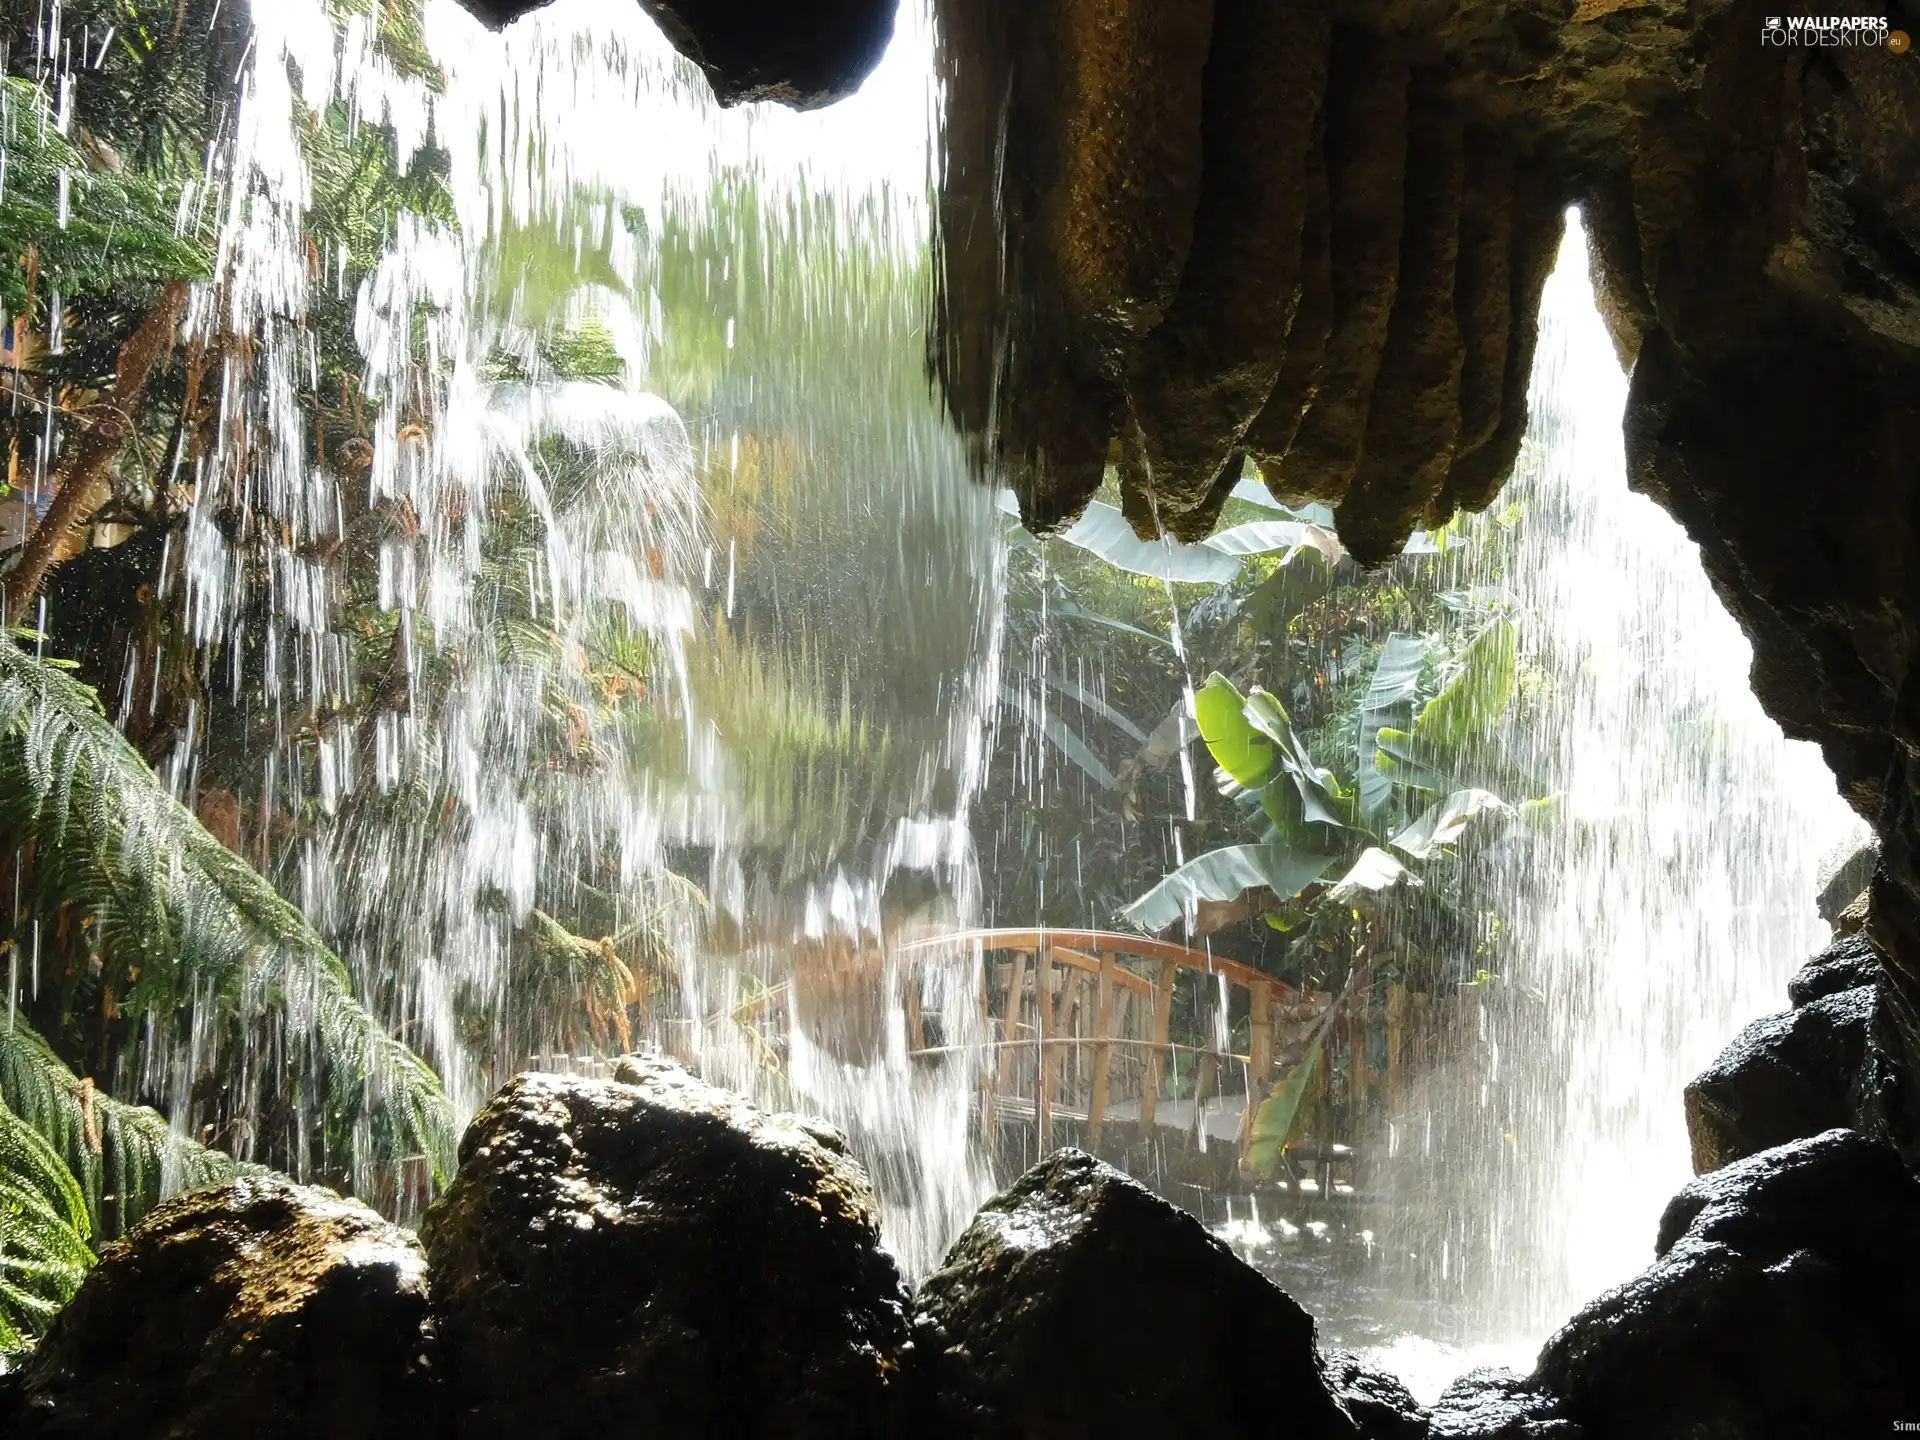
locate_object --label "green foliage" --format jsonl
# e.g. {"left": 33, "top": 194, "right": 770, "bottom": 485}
{"left": 1191, "top": 673, "right": 1272, "bottom": 789}
{"left": 0, "top": 1089, "right": 92, "bottom": 1353}
{"left": 1415, "top": 617, "right": 1517, "bottom": 750}
{"left": 0, "top": 639, "right": 456, "bottom": 1182}
{"left": 1355, "top": 634, "right": 1427, "bottom": 818}
{"left": 0, "top": 1016, "right": 258, "bottom": 1243}
{"left": 1245, "top": 1026, "right": 1325, "bottom": 1176}
{"left": 0, "top": 76, "right": 209, "bottom": 326}
{"left": 1126, "top": 635, "right": 1526, "bottom": 934}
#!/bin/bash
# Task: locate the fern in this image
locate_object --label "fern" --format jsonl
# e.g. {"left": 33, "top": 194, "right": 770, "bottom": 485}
{"left": 0, "top": 76, "right": 210, "bottom": 326}
{"left": 0, "top": 1091, "right": 92, "bottom": 1354}
{"left": 0, "top": 1017, "right": 259, "bottom": 1241}
{"left": 0, "top": 639, "right": 457, "bottom": 1184}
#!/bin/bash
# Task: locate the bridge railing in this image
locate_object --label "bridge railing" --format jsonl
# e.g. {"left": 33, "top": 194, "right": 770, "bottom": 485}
{"left": 899, "top": 928, "right": 1457, "bottom": 1169}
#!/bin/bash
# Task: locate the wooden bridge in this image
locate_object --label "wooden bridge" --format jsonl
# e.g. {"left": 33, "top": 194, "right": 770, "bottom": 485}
{"left": 575, "top": 925, "right": 1465, "bottom": 1179}
{"left": 895, "top": 928, "right": 1453, "bottom": 1170}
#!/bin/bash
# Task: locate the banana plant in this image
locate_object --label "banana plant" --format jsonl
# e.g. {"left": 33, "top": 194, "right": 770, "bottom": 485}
{"left": 1122, "top": 616, "right": 1524, "bottom": 934}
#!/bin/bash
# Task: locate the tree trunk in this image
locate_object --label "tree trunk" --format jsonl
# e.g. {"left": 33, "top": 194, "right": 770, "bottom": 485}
{"left": 5, "top": 282, "right": 188, "bottom": 625}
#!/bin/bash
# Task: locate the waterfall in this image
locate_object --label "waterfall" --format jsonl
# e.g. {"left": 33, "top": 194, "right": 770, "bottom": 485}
{"left": 1362, "top": 214, "right": 1869, "bottom": 1393}
{"left": 181, "top": 0, "right": 999, "bottom": 1269}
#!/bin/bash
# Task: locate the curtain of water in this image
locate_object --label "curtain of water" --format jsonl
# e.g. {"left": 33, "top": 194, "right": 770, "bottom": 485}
{"left": 176, "top": 0, "right": 999, "bottom": 1268}
{"left": 1371, "top": 215, "right": 1868, "bottom": 1379}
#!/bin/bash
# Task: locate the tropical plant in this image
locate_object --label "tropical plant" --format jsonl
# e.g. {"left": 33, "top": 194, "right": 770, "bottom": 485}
{"left": 0, "top": 637, "right": 456, "bottom": 1184}
{"left": 0, "top": 74, "right": 211, "bottom": 329}
{"left": 0, "top": 1092, "right": 92, "bottom": 1353}
{"left": 1121, "top": 614, "right": 1526, "bottom": 935}
{"left": 0, "top": 1015, "right": 261, "bottom": 1238}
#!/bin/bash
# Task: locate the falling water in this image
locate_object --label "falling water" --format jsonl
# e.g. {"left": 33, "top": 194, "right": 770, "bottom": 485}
{"left": 1363, "top": 214, "right": 1869, "bottom": 1393}
{"left": 27, "top": 0, "right": 1874, "bottom": 1339}
{"left": 173, "top": 0, "right": 999, "bottom": 1268}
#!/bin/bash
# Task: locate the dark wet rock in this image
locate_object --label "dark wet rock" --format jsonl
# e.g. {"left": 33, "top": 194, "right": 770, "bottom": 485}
{"left": 421, "top": 1061, "right": 915, "bottom": 1440}
{"left": 1323, "top": 1349, "right": 1428, "bottom": 1440}
{"left": 1536, "top": 1128, "right": 1920, "bottom": 1438}
{"left": 1682, "top": 984, "right": 1895, "bottom": 1173}
{"left": 913, "top": 1147, "right": 1359, "bottom": 1439}
{"left": 1685, "top": 932, "right": 1913, "bottom": 1173}
{"left": 10, "top": 1177, "right": 438, "bottom": 1439}
{"left": 1428, "top": 1367, "right": 1580, "bottom": 1439}
{"left": 1787, "top": 930, "right": 1884, "bottom": 1007}
{"left": 455, "top": 0, "right": 892, "bottom": 108}
{"left": 1818, "top": 842, "right": 1878, "bottom": 927}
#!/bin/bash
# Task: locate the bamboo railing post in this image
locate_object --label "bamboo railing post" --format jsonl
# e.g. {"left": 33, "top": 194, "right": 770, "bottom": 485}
{"left": 992, "top": 951, "right": 1029, "bottom": 1141}
{"left": 1240, "top": 978, "right": 1273, "bottom": 1154}
{"left": 905, "top": 973, "right": 926, "bottom": 1054}
{"left": 1036, "top": 944, "right": 1054, "bottom": 1152}
{"left": 1086, "top": 952, "right": 1117, "bottom": 1150}
{"left": 1140, "top": 958, "right": 1177, "bottom": 1133}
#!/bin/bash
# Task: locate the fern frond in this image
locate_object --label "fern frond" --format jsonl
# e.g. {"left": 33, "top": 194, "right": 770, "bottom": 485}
{"left": 0, "top": 1090, "right": 93, "bottom": 1353}
{"left": 0, "top": 76, "right": 210, "bottom": 325}
{"left": 0, "top": 640, "right": 457, "bottom": 1186}
{"left": 0, "top": 1016, "right": 261, "bottom": 1240}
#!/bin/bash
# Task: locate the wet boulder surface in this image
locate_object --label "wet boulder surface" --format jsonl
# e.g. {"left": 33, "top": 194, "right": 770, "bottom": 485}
{"left": 1535, "top": 1128, "right": 1920, "bottom": 1439}
{"left": 1684, "top": 934, "right": 1911, "bottom": 1172}
{"left": 7, "top": 1177, "right": 439, "bottom": 1440}
{"left": 1427, "top": 1367, "right": 1581, "bottom": 1439}
{"left": 913, "top": 1147, "right": 1362, "bottom": 1439}
{"left": 420, "top": 1059, "right": 916, "bottom": 1440}
{"left": 1323, "top": 1349, "right": 1430, "bottom": 1440}
{"left": 1786, "top": 931, "right": 1884, "bottom": 1008}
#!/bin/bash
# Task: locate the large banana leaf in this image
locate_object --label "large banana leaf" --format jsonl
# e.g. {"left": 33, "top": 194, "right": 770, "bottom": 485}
{"left": 1245, "top": 1027, "right": 1326, "bottom": 1176}
{"left": 1006, "top": 690, "right": 1120, "bottom": 791}
{"left": 1324, "top": 846, "right": 1419, "bottom": 903}
{"left": 1045, "top": 675, "right": 1148, "bottom": 743}
{"left": 1025, "top": 499, "right": 1242, "bottom": 584}
{"left": 1372, "top": 727, "right": 1462, "bottom": 795}
{"left": 1192, "top": 673, "right": 1274, "bottom": 789}
{"left": 1245, "top": 957, "right": 1369, "bottom": 1177}
{"left": 1122, "top": 841, "right": 1334, "bottom": 934}
{"left": 1356, "top": 634, "right": 1428, "bottom": 818}
{"left": 1244, "top": 689, "right": 1354, "bottom": 830}
{"left": 1389, "top": 789, "right": 1507, "bottom": 860}
{"left": 1207, "top": 521, "right": 1343, "bottom": 568}
{"left": 1416, "top": 617, "right": 1517, "bottom": 748}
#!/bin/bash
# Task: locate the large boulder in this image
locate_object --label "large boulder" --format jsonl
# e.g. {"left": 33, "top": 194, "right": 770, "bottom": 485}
{"left": 420, "top": 1060, "right": 916, "bottom": 1440}
{"left": 1536, "top": 1128, "right": 1920, "bottom": 1438}
{"left": 8, "top": 1177, "right": 439, "bottom": 1439}
{"left": 1682, "top": 986, "right": 1892, "bottom": 1172}
{"left": 1684, "top": 934, "right": 1909, "bottom": 1172}
{"left": 1427, "top": 1368, "right": 1580, "bottom": 1439}
{"left": 912, "top": 1147, "right": 1360, "bottom": 1439}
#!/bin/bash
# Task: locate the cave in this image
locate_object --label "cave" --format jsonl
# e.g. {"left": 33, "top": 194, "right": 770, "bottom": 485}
{"left": 1, "top": 0, "right": 1918, "bottom": 1434}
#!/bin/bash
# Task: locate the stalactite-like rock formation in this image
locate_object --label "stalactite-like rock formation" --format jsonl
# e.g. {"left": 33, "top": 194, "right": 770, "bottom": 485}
{"left": 929, "top": 0, "right": 1920, "bottom": 1099}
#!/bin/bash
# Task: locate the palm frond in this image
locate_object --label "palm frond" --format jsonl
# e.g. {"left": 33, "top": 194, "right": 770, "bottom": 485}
{"left": 0, "top": 639, "right": 457, "bottom": 1184}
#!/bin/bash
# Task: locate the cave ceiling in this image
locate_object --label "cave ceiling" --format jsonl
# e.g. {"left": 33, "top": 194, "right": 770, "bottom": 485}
{"left": 468, "top": 0, "right": 1920, "bottom": 1086}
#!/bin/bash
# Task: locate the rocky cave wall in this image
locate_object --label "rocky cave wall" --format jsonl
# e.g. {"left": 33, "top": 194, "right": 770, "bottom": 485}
{"left": 468, "top": 0, "right": 1920, "bottom": 1113}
